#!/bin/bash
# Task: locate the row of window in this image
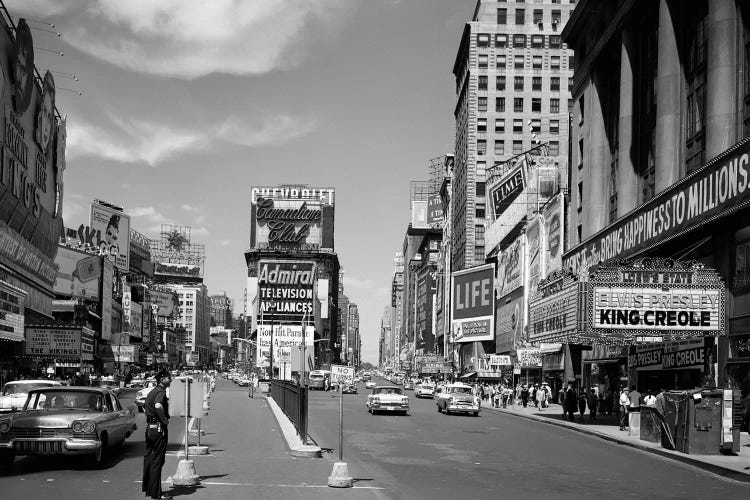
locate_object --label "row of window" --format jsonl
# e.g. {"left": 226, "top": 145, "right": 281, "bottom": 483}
{"left": 479, "top": 75, "right": 570, "bottom": 92}
{"left": 477, "top": 139, "right": 560, "bottom": 156}
{"left": 496, "top": 8, "right": 563, "bottom": 26}
{"left": 478, "top": 96, "right": 566, "bottom": 113}
{"left": 478, "top": 53, "right": 571, "bottom": 71}
{"left": 477, "top": 117, "right": 561, "bottom": 135}
{"left": 477, "top": 33, "right": 564, "bottom": 50}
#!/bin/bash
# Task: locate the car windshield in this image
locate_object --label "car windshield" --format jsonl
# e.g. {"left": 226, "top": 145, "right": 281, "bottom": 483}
{"left": 373, "top": 387, "right": 403, "bottom": 395}
{"left": 449, "top": 387, "right": 473, "bottom": 394}
{"left": 309, "top": 374, "right": 324, "bottom": 380}
{"left": 25, "top": 390, "right": 106, "bottom": 412}
{"left": 422, "top": 385, "right": 434, "bottom": 389}
{"left": 2, "top": 382, "right": 56, "bottom": 395}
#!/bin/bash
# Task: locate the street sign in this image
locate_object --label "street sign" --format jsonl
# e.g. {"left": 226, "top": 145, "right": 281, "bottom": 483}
{"left": 331, "top": 364, "right": 354, "bottom": 385}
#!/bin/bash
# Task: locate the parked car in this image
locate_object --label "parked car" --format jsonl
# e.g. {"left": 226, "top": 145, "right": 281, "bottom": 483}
{"left": 414, "top": 383, "right": 435, "bottom": 398}
{"left": 364, "top": 380, "right": 376, "bottom": 389}
{"left": 342, "top": 384, "right": 358, "bottom": 394}
{"left": 0, "top": 386, "right": 137, "bottom": 468}
{"left": 366, "top": 386, "right": 409, "bottom": 415}
{"left": 237, "top": 378, "right": 250, "bottom": 387}
{"left": 128, "top": 378, "right": 145, "bottom": 389}
{"left": 134, "top": 379, "right": 157, "bottom": 412}
{"left": 402, "top": 381, "right": 415, "bottom": 390}
{"left": 436, "top": 383, "right": 480, "bottom": 416}
{"left": 0, "top": 380, "right": 62, "bottom": 413}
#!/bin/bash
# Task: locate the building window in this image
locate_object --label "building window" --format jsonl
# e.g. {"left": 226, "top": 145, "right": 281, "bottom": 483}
{"left": 514, "top": 55, "right": 524, "bottom": 69}
{"left": 478, "top": 75, "right": 488, "bottom": 89}
{"left": 550, "top": 77, "right": 560, "bottom": 91}
{"left": 513, "top": 119, "right": 523, "bottom": 134}
{"left": 496, "top": 97, "right": 506, "bottom": 112}
{"left": 497, "top": 8, "right": 507, "bottom": 24}
{"left": 549, "top": 119, "right": 559, "bottom": 135}
{"left": 476, "top": 161, "right": 486, "bottom": 178}
{"left": 514, "top": 98, "right": 523, "bottom": 112}
{"left": 495, "top": 118, "right": 505, "bottom": 133}
{"left": 496, "top": 75, "right": 506, "bottom": 90}
{"left": 531, "top": 34, "right": 544, "bottom": 48}
{"left": 477, "top": 140, "right": 487, "bottom": 156}
{"left": 686, "top": 14, "right": 707, "bottom": 175}
{"left": 475, "top": 225, "right": 485, "bottom": 245}
{"left": 494, "top": 140, "right": 505, "bottom": 155}
{"left": 550, "top": 55, "right": 560, "bottom": 71}
{"left": 569, "top": 55, "right": 575, "bottom": 68}
{"left": 513, "top": 140, "right": 523, "bottom": 154}
{"left": 551, "top": 9, "right": 561, "bottom": 25}
{"left": 530, "top": 119, "right": 541, "bottom": 134}
{"left": 569, "top": 77, "right": 574, "bottom": 91}
{"left": 477, "top": 33, "right": 490, "bottom": 47}
{"left": 515, "top": 8, "right": 525, "bottom": 24}
{"left": 549, "top": 35, "right": 561, "bottom": 48}
{"left": 477, "top": 117, "right": 487, "bottom": 133}
{"left": 609, "top": 157, "right": 618, "bottom": 223}
{"left": 478, "top": 54, "right": 489, "bottom": 69}
{"left": 476, "top": 182, "right": 486, "bottom": 197}
{"left": 550, "top": 98, "right": 560, "bottom": 113}
{"left": 478, "top": 97, "right": 487, "bottom": 112}
{"left": 532, "top": 98, "right": 541, "bottom": 112}
{"left": 532, "top": 76, "right": 542, "bottom": 91}
{"left": 497, "top": 54, "right": 507, "bottom": 68}
{"left": 533, "top": 9, "right": 543, "bottom": 24}
{"left": 496, "top": 33, "right": 508, "bottom": 48}
{"left": 549, "top": 141, "right": 559, "bottom": 156}
{"left": 513, "top": 34, "right": 527, "bottom": 48}
{"left": 532, "top": 55, "right": 542, "bottom": 69}
{"left": 514, "top": 76, "right": 524, "bottom": 91}
{"left": 474, "top": 246, "right": 486, "bottom": 261}
{"left": 475, "top": 204, "right": 486, "bottom": 218}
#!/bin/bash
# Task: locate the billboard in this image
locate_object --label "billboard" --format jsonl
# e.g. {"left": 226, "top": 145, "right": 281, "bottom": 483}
{"left": 130, "top": 301, "right": 142, "bottom": 338}
{"left": 25, "top": 326, "right": 92, "bottom": 357}
{"left": 526, "top": 215, "right": 542, "bottom": 294}
{"left": 490, "top": 159, "right": 526, "bottom": 219}
{"left": 529, "top": 277, "right": 580, "bottom": 344}
{"left": 149, "top": 289, "right": 179, "bottom": 318}
{"left": 256, "top": 324, "right": 315, "bottom": 367}
{"left": 542, "top": 193, "right": 564, "bottom": 278}
{"left": 495, "top": 237, "right": 523, "bottom": 298}
{"left": 495, "top": 289, "right": 524, "bottom": 352}
{"left": 250, "top": 185, "right": 335, "bottom": 250}
{"left": 90, "top": 202, "right": 130, "bottom": 271}
{"left": 427, "top": 195, "right": 444, "bottom": 227}
{"left": 150, "top": 225, "right": 205, "bottom": 278}
{"left": 100, "top": 258, "right": 113, "bottom": 341}
{"left": 53, "top": 246, "right": 102, "bottom": 300}
{"left": 0, "top": 281, "right": 26, "bottom": 341}
{"left": 257, "top": 260, "right": 315, "bottom": 323}
{"left": 411, "top": 200, "right": 428, "bottom": 229}
{"left": 451, "top": 264, "right": 495, "bottom": 343}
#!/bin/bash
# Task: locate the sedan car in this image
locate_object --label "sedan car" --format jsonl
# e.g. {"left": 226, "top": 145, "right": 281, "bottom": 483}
{"left": 414, "top": 383, "right": 435, "bottom": 398}
{"left": 0, "top": 386, "right": 137, "bottom": 467}
{"left": 436, "top": 383, "right": 480, "bottom": 416}
{"left": 402, "top": 381, "right": 415, "bottom": 391}
{"left": 0, "top": 380, "right": 62, "bottom": 413}
{"left": 134, "top": 379, "right": 157, "bottom": 412}
{"left": 364, "top": 380, "right": 376, "bottom": 389}
{"left": 342, "top": 384, "right": 358, "bottom": 394}
{"left": 366, "top": 386, "right": 409, "bottom": 415}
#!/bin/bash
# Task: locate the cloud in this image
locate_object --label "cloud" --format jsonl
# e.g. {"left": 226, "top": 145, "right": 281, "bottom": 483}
{"left": 67, "top": 112, "right": 318, "bottom": 167}
{"left": 344, "top": 276, "right": 377, "bottom": 290}
{"left": 10, "top": 0, "right": 355, "bottom": 79}
{"left": 180, "top": 204, "right": 200, "bottom": 212}
{"left": 215, "top": 239, "right": 233, "bottom": 247}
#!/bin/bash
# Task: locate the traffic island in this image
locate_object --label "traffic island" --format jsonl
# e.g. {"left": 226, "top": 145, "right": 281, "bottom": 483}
{"left": 265, "top": 395, "right": 322, "bottom": 458}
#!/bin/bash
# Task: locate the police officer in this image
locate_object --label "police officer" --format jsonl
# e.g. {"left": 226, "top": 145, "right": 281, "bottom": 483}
{"left": 142, "top": 368, "right": 172, "bottom": 499}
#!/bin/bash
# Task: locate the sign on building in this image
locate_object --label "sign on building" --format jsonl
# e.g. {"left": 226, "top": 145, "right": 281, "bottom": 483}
{"left": 451, "top": 264, "right": 495, "bottom": 342}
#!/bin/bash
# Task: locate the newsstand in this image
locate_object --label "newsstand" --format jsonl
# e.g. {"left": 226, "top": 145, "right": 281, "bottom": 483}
{"left": 663, "top": 389, "right": 741, "bottom": 455}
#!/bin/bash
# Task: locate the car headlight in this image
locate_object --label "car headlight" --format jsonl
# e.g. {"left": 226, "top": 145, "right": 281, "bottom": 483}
{"left": 73, "top": 420, "right": 96, "bottom": 433}
{"left": 0, "top": 421, "right": 10, "bottom": 433}
{"left": 402, "top": 397, "right": 409, "bottom": 405}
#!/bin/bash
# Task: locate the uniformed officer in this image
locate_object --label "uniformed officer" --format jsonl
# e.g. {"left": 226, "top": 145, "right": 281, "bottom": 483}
{"left": 142, "top": 368, "right": 172, "bottom": 499}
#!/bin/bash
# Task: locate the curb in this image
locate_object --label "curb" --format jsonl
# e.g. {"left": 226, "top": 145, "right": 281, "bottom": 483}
{"left": 485, "top": 405, "right": 750, "bottom": 483}
{"left": 263, "top": 394, "right": 322, "bottom": 458}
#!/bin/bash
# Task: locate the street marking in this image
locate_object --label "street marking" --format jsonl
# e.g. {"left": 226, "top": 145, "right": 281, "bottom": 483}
{"left": 47, "top": 479, "right": 54, "bottom": 482}
{"left": 133, "top": 480, "right": 384, "bottom": 490}
{"left": 103, "top": 480, "right": 110, "bottom": 483}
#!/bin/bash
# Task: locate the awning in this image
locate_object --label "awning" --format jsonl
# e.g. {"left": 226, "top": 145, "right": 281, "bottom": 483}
{"left": 0, "top": 331, "right": 23, "bottom": 342}
{"left": 459, "top": 372, "right": 476, "bottom": 379}
{"left": 539, "top": 343, "right": 564, "bottom": 354}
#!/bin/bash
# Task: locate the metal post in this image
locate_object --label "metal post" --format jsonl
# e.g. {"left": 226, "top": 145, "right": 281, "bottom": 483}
{"left": 184, "top": 378, "right": 190, "bottom": 461}
{"left": 338, "top": 382, "right": 343, "bottom": 462}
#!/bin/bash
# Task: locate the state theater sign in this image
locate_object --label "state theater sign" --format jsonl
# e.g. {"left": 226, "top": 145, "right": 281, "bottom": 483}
{"left": 586, "top": 258, "right": 725, "bottom": 344}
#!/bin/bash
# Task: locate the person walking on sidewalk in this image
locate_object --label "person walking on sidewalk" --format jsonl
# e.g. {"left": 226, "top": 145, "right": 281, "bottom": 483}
{"left": 586, "top": 388, "right": 598, "bottom": 422}
{"left": 535, "top": 384, "right": 546, "bottom": 411}
{"left": 521, "top": 384, "right": 529, "bottom": 407}
{"left": 619, "top": 387, "right": 631, "bottom": 431}
{"left": 564, "top": 382, "right": 577, "bottom": 421}
{"left": 577, "top": 390, "right": 587, "bottom": 422}
{"left": 142, "top": 368, "right": 173, "bottom": 500}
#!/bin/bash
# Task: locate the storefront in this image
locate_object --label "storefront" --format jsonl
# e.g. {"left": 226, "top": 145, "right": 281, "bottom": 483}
{"left": 629, "top": 338, "right": 710, "bottom": 393}
{"left": 582, "top": 345, "right": 628, "bottom": 414}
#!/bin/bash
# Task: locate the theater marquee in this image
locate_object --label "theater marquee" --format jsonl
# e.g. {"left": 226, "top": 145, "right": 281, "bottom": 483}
{"left": 587, "top": 258, "right": 725, "bottom": 343}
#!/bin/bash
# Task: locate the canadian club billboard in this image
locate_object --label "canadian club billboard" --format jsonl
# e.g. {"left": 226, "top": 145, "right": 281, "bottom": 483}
{"left": 451, "top": 264, "right": 495, "bottom": 343}
{"left": 257, "top": 260, "right": 315, "bottom": 323}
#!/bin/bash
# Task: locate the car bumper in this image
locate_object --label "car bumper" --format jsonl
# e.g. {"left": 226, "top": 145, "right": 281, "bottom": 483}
{"left": 369, "top": 404, "right": 409, "bottom": 412}
{"left": 446, "top": 404, "right": 480, "bottom": 413}
{"left": 0, "top": 438, "right": 101, "bottom": 455}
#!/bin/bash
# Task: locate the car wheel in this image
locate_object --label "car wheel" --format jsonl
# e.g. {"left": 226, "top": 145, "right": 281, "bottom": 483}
{"left": 473, "top": 411, "right": 480, "bottom": 417}
{"left": 91, "top": 434, "right": 107, "bottom": 468}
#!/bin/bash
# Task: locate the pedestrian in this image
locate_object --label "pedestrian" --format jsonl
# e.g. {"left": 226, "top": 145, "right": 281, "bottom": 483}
{"left": 586, "top": 388, "right": 598, "bottom": 422}
{"left": 535, "top": 384, "right": 546, "bottom": 411}
{"left": 248, "top": 373, "right": 256, "bottom": 398}
{"left": 142, "top": 368, "right": 173, "bottom": 500}
{"left": 521, "top": 384, "right": 529, "bottom": 407}
{"left": 564, "top": 382, "right": 576, "bottom": 422}
{"left": 542, "top": 383, "right": 551, "bottom": 408}
{"left": 532, "top": 384, "right": 539, "bottom": 408}
{"left": 628, "top": 385, "right": 642, "bottom": 414}
{"left": 577, "top": 390, "right": 587, "bottom": 422}
{"left": 643, "top": 391, "right": 656, "bottom": 406}
{"left": 619, "top": 387, "right": 631, "bottom": 431}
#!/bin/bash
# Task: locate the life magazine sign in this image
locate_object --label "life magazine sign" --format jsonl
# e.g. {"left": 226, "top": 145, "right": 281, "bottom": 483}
{"left": 451, "top": 264, "right": 495, "bottom": 342}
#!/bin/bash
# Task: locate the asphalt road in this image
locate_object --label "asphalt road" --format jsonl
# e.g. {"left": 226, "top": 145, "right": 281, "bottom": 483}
{"left": 307, "top": 378, "right": 750, "bottom": 500}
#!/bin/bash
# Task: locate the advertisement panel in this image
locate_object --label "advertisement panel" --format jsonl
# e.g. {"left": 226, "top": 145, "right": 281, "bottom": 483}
{"left": 53, "top": 246, "right": 101, "bottom": 299}
{"left": 100, "top": 258, "right": 113, "bottom": 342}
{"left": 89, "top": 202, "right": 130, "bottom": 271}
{"left": 258, "top": 260, "right": 315, "bottom": 323}
{"left": 526, "top": 216, "right": 542, "bottom": 294}
{"left": 517, "top": 348, "right": 542, "bottom": 367}
{"left": 495, "top": 289, "right": 524, "bottom": 353}
{"left": 25, "top": 327, "right": 82, "bottom": 357}
{"left": 130, "top": 302, "right": 142, "bottom": 338}
{"left": 255, "top": 324, "right": 315, "bottom": 367}
{"left": 411, "top": 200, "right": 428, "bottom": 229}
{"left": 490, "top": 159, "right": 526, "bottom": 219}
{"left": 629, "top": 338, "right": 706, "bottom": 370}
{"left": 250, "top": 186, "right": 334, "bottom": 250}
{"left": 587, "top": 259, "right": 725, "bottom": 343}
{"left": 528, "top": 272, "right": 580, "bottom": 344}
{"left": 542, "top": 193, "right": 564, "bottom": 278}
{"left": 451, "top": 264, "right": 495, "bottom": 342}
{"left": 0, "top": 280, "right": 26, "bottom": 341}
{"left": 427, "top": 195, "right": 444, "bottom": 227}
{"left": 564, "top": 138, "right": 750, "bottom": 274}
{"left": 495, "top": 237, "right": 523, "bottom": 298}
{"left": 150, "top": 225, "right": 205, "bottom": 278}
{"left": 100, "top": 344, "right": 136, "bottom": 363}
{"left": 149, "top": 289, "right": 178, "bottom": 318}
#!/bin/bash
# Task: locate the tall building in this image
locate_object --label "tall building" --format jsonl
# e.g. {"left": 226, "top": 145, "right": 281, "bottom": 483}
{"left": 347, "top": 303, "right": 360, "bottom": 367}
{"left": 209, "top": 292, "right": 233, "bottom": 328}
{"left": 380, "top": 305, "right": 393, "bottom": 367}
{"left": 170, "top": 283, "right": 211, "bottom": 366}
{"left": 452, "top": 0, "right": 574, "bottom": 271}
{"left": 561, "top": 0, "right": 750, "bottom": 393}
{"left": 391, "top": 254, "right": 405, "bottom": 369}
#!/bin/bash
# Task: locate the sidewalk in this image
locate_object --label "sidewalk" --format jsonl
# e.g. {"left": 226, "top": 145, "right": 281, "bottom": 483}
{"left": 483, "top": 400, "right": 750, "bottom": 482}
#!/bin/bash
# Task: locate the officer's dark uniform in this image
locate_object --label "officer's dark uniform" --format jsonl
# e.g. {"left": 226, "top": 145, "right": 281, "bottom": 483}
{"left": 142, "top": 372, "right": 170, "bottom": 499}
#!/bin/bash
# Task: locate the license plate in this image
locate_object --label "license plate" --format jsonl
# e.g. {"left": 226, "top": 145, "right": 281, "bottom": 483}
{"left": 386, "top": 406, "right": 395, "bottom": 410}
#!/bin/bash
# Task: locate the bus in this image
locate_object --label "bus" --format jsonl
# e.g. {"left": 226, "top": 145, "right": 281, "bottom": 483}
{"left": 308, "top": 370, "right": 330, "bottom": 390}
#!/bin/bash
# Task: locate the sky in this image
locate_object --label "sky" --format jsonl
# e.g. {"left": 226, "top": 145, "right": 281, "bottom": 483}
{"left": 9, "top": 0, "right": 472, "bottom": 364}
